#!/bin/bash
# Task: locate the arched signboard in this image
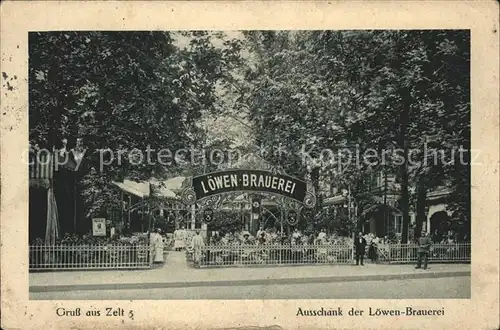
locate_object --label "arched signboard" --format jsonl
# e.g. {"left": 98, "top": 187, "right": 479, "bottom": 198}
{"left": 180, "top": 169, "right": 316, "bottom": 209}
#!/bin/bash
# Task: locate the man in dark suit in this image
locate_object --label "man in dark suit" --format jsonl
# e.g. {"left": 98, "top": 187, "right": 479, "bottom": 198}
{"left": 354, "top": 231, "right": 367, "bottom": 266}
{"left": 416, "top": 231, "right": 432, "bottom": 270}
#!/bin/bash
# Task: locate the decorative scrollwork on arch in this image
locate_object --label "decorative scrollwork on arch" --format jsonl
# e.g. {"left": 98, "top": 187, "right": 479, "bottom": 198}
{"left": 197, "top": 195, "right": 223, "bottom": 209}
{"left": 303, "top": 181, "right": 316, "bottom": 209}
{"left": 180, "top": 187, "right": 196, "bottom": 206}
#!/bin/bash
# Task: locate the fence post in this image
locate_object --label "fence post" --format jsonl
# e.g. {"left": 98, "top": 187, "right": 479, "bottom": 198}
{"left": 351, "top": 232, "right": 355, "bottom": 264}
{"left": 279, "top": 245, "right": 282, "bottom": 265}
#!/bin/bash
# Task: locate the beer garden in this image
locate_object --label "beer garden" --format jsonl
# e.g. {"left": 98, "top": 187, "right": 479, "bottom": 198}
{"left": 28, "top": 31, "right": 471, "bottom": 271}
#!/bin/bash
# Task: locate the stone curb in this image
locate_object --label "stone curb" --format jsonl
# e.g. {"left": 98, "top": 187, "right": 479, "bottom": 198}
{"left": 29, "top": 271, "right": 470, "bottom": 293}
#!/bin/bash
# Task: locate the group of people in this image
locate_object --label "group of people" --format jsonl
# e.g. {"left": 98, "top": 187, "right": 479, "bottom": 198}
{"left": 171, "top": 226, "right": 206, "bottom": 265}
{"left": 352, "top": 232, "right": 391, "bottom": 266}
{"left": 173, "top": 225, "right": 189, "bottom": 251}
{"left": 169, "top": 225, "right": 435, "bottom": 269}
{"left": 209, "top": 227, "right": 355, "bottom": 247}
{"left": 152, "top": 226, "right": 210, "bottom": 265}
{"left": 353, "top": 231, "right": 433, "bottom": 269}
{"left": 432, "top": 230, "right": 469, "bottom": 244}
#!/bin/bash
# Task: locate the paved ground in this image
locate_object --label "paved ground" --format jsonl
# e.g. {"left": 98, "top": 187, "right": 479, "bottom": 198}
{"left": 30, "top": 251, "right": 470, "bottom": 287}
{"left": 29, "top": 251, "right": 470, "bottom": 299}
{"left": 30, "top": 276, "right": 470, "bottom": 300}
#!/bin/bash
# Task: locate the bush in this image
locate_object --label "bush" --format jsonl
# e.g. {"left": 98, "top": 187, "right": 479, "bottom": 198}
{"left": 29, "top": 232, "right": 150, "bottom": 246}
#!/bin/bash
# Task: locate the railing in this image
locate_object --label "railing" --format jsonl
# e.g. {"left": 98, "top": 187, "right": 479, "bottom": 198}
{"left": 189, "top": 243, "right": 471, "bottom": 268}
{"left": 377, "top": 243, "right": 471, "bottom": 264}
{"left": 189, "top": 243, "right": 353, "bottom": 267}
{"left": 29, "top": 244, "right": 154, "bottom": 270}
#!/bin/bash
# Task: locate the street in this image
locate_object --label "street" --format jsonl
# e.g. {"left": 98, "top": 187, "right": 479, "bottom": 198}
{"left": 30, "top": 276, "right": 470, "bottom": 300}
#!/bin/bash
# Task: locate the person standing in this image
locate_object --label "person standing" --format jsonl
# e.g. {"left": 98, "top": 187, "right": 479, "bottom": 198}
{"left": 368, "top": 241, "right": 378, "bottom": 263}
{"left": 191, "top": 230, "right": 205, "bottom": 266}
{"left": 292, "top": 228, "right": 301, "bottom": 245}
{"left": 317, "top": 228, "right": 326, "bottom": 242}
{"left": 416, "top": 231, "right": 432, "bottom": 270}
{"left": 258, "top": 231, "right": 267, "bottom": 245}
{"left": 256, "top": 225, "right": 265, "bottom": 239}
{"left": 354, "top": 232, "right": 367, "bottom": 266}
{"left": 173, "top": 225, "right": 187, "bottom": 251}
{"left": 151, "top": 228, "right": 164, "bottom": 263}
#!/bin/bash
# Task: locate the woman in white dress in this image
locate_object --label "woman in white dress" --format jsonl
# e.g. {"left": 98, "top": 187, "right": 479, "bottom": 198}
{"left": 292, "top": 228, "right": 302, "bottom": 245}
{"left": 191, "top": 230, "right": 205, "bottom": 266}
{"left": 317, "top": 229, "right": 327, "bottom": 243}
{"left": 151, "top": 228, "right": 164, "bottom": 263}
{"left": 173, "top": 225, "right": 187, "bottom": 251}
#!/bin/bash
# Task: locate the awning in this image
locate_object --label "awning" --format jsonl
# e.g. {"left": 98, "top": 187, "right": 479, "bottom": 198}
{"left": 323, "top": 195, "right": 347, "bottom": 206}
{"left": 150, "top": 184, "right": 178, "bottom": 199}
{"left": 362, "top": 203, "right": 402, "bottom": 216}
{"left": 112, "top": 180, "right": 150, "bottom": 198}
{"left": 149, "top": 177, "right": 182, "bottom": 199}
{"left": 162, "top": 176, "right": 186, "bottom": 191}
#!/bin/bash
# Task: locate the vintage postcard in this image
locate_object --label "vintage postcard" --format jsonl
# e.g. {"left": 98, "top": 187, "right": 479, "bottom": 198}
{"left": 1, "top": 1, "right": 499, "bottom": 329}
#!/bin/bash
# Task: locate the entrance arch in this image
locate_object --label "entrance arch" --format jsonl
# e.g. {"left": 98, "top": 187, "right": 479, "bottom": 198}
{"left": 180, "top": 169, "right": 316, "bottom": 209}
{"left": 261, "top": 206, "right": 280, "bottom": 228}
{"left": 179, "top": 169, "right": 317, "bottom": 237}
{"left": 429, "top": 210, "right": 450, "bottom": 241}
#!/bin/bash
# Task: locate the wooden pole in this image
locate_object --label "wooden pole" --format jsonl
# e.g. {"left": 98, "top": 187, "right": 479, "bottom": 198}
{"left": 73, "top": 173, "right": 77, "bottom": 233}
{"left": 128, "top": 195, "right": 131, "bottom": 230}
{"left": 191, "top": 204, "right": 196, "bottom": 230}
{"left": 280, "top": 208, "right": 284, "bottom": 235}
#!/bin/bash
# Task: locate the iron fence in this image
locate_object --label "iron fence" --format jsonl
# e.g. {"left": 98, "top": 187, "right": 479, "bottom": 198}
{"left": 189, "top": 243, "right": 354, "bottom": 267}
{"left": 29, "top": 244, "right": 154, "bottom": 270}
{"left": 377, "top": 243, "right": 471, "bottom": 264}
{"left": 189, "top": 243, "right": 471, "bottom": 268}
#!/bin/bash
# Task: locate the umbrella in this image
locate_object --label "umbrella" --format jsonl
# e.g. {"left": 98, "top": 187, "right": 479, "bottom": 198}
{"left": 44, "top": 187, "right": 60, "bottom": 263}
{"left": 45, "top": 187, "right": 59, "bottom": 245}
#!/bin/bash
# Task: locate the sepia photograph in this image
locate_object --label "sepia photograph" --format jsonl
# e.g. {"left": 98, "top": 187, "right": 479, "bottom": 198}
{"left": 27, "top": 30, "right": 472, "bottom": 300}
{"left": 1, "top": 1, "right": 498, "bottom": 330}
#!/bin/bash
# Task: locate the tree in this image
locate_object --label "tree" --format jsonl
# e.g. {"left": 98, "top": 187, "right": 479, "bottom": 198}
{"left": 306, "top": 30, "right": 470, "bottom": 242}
{"left": 239, "top": 30, "right": 470, "bottom": 241}
{"left": 29, "top": 31, "right": 242, "bottom": 219}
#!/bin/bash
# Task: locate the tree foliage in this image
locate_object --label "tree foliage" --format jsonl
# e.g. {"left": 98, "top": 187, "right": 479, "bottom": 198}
{"left": 29, "top": 31, "right": 242, "bottom": 217}
{"left": 240, "top": 30, "right": 470, "bottom": 240}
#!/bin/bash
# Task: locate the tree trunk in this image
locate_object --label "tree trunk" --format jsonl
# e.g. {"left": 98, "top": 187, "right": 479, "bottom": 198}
{"left": 399, "top": 91, "right": 410, "bottom": 244}
{"left": 415, "top": 176, "right": 427, "bottom": 240}
{"left": 310, "top": 166, "right": 321, "bottom": 212}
